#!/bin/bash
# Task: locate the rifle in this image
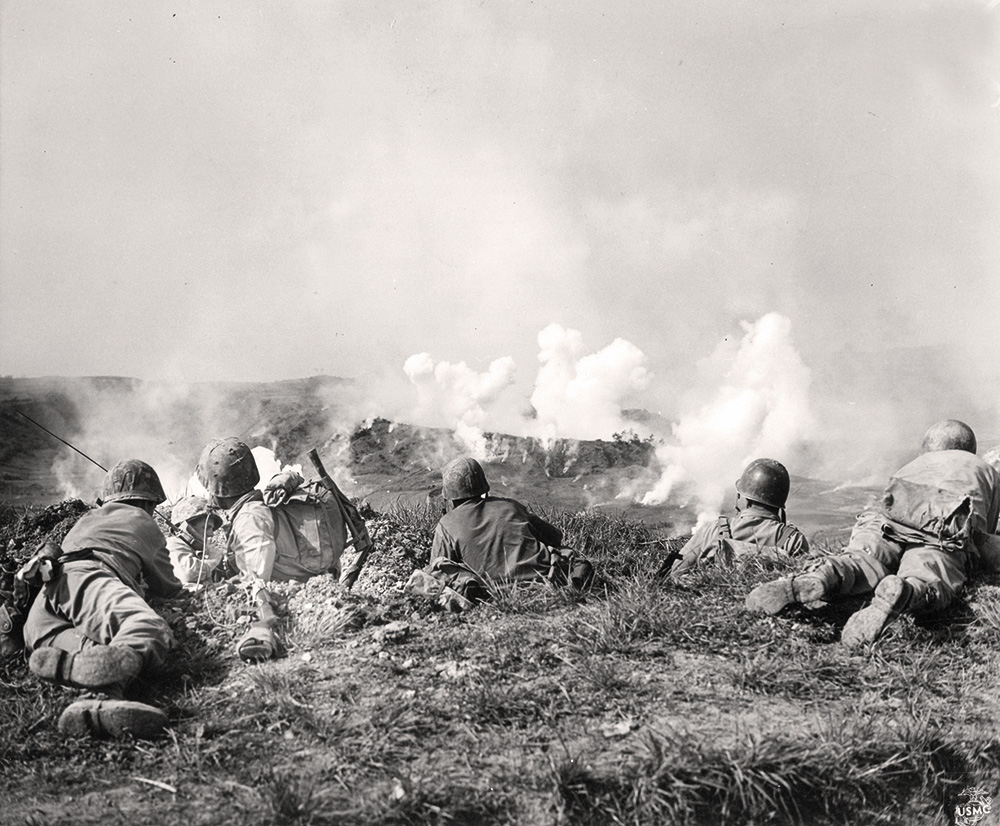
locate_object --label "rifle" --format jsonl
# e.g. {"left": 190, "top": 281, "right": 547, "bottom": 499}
{"left": 306, "top": 448, "right": 374, "bottom": 589}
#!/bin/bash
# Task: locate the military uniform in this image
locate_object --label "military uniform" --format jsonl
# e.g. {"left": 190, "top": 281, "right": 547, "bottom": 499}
{"left": 24, "top": 502, "right": 181, "bottom": 670}
{"left": 805, "top": 449, "right": 1000, "bottom": 611}
{"left": 431, "top": 497, "right": 565, "bottom": 584}
{"left": 226, "top": 483, "right": 347, "bottom": 586}
{"left": 669, "top": 504, "right": 809, "bottom": 576}
{"left": 167, "top": 531, "right": 223, "bottom": 585}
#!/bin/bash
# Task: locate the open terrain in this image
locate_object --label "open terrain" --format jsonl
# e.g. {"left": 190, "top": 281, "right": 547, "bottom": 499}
{"left": 0, "top": 377, "right": 997, "bottom": 825}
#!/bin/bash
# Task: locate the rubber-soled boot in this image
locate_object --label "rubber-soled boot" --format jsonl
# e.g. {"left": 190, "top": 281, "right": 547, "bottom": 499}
{"left": 29, "top": 645, "right": 143, "bottom": 690}
{"left": 745, "top": 575, "right": 827, "bottom": 615}
{"left": 58, "top": 699, "right": 168, "bottom": 739}
{"left": 840, "top": 575, "right": 912, "bottom": 648}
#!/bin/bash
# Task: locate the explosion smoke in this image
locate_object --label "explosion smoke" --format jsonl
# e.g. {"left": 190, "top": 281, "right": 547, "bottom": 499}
{"left": 529, "top": 323, "right": 651, "bottom": 441}
{"left": 641, "top": 312, "right": 814, "bottom": 526}
{"left": 403, "top": 353, "right": 516, "bottom": 456}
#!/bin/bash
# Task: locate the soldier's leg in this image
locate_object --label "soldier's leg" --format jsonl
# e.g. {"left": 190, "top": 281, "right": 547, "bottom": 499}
{"left": 895, "top": 545, "right": 969, "bottom": 614}
{"left": 747, "top": 512, "right": 903, "bottom": 615}
{"left": 26, "top": 563, "right": 174, "bottom": 690}
{"left": 840, "top": 546, "right": 967, "bottom": 647}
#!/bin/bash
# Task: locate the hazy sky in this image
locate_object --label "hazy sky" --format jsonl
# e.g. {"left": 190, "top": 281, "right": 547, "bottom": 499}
{"left": 2, "top": 2, "right": 999, "bottom": 425}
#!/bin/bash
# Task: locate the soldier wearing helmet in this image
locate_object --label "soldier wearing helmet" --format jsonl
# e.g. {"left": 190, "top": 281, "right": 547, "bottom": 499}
{"left": 196, "top": 437, "right": 261, "bottom": 506}
{"left": 424, "top": 457, "right": 593, "bottom": 601}
{"left": 195, "top": 437, "right": 351, "bottom": 589}
{"left": 166, "top": 495, "right": 224, "bottom": 586}
{"left": 23, "top": 459, "right": 182, "bottom": 739}
{"left": 747, "top": 419, "right": 1000, "bottom": 647}
{"left": 663, "top": 458, "right": 808, "bottom": 578}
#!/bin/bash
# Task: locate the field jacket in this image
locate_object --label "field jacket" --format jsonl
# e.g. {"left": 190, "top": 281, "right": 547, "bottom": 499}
{"left": 876, "top": 449, "right": 1000, "bottom": 553}
{"left": 431, "top": 496, "right": 563, "bottom": 584}
{"left": 61, "top": 502, "right": 181, "bottom": 597}
{"left": 669, "top": 504, "right": 808, "bottom": 576}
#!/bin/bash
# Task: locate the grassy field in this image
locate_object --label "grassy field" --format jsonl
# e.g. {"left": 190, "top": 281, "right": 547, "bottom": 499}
{"left": 1, "top": 502, "right": 998, "bottom": 826}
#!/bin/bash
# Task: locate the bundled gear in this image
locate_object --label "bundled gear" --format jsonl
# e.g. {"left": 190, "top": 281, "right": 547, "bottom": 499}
{"left": 229, "top": 475, "right": 347, "bottom": 581}
{"left": 0, "top": 541, "right": 63, "bottom": 656}
{"left": 196, "top": 437, "right": 261, "bottom": 499}
{"left": 306, "top": 449, "right": 375, "bottom": 588}
{"left": 405, "top": 559, "right": 483, "bottom": 612}
{"left": 735, "top": 458, "right": 790, "bottom": 510}
{"left": 100, "top": 459, "right": 166, "bottom": 505}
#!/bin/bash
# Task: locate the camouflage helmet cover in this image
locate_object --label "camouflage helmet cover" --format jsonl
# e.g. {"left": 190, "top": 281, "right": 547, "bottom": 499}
{"left": 920, "top": 419, "right": 977, "bottom": 455}
{"left": 196, "top": 437, "right": 260, "bottom": 498}
{"left": 102, "top": 459, "right": 167, "bottom": 505}
{"left": 171, "top": 495, "right": 216, "bottom": 526}
{"left": 442, "top": 457, "right": 490, "bottom": 501}
{"left": 735, "top": 458, "right": 790, "bottom": 509}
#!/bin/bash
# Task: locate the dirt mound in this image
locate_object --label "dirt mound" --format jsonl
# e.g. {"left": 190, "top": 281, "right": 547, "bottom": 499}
{"left": 350, "top": 510, "right": 436, "bottom": 598}
{"left": 0, "top": 499, "right": 90, "bottom": 567}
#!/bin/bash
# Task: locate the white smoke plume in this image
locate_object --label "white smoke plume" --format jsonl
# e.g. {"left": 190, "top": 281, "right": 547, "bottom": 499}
{"left": 530, "top": 324, "right": 652, "bottom": 441}
{"left": 403, "top": 353, "right": 516, "bottom": 456}
{"left": 641, "top": 313, "right": 814, "bottom": 527}
{"left": 403, "top": 325, "right": 652, "bottom": 452}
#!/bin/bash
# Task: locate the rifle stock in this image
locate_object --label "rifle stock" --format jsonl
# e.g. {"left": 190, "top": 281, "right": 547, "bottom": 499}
{"left": 306, "top": 448, "right": 374, "bottom": 589}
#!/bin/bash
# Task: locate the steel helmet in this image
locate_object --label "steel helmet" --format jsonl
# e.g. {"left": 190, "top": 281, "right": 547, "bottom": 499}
{"left": 171, "top": 495, "right": 212, "bottom": 526}
{"left": 735, "top": 458, "right": 790, "bottom": 509}
{"left": 102, "top": 459, "right": 167, "bottom": 505}
{"left": 442, "top": 457, "right": 490, "bottom": 501}
{"left": 920, "top": 419, "right": 977, "bottom": 454}
{"left": 196, "top": 437, "right": 260, "bottom": 498}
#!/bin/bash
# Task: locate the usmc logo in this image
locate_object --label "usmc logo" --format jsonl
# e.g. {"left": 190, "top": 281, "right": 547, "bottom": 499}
{"left": 955, "top": 786, "right": 992, "bottom": 826}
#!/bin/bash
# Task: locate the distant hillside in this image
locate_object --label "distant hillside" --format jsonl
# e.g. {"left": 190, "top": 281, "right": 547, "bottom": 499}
{"left": 0, "top": 375, "right": 890, "bottom": 542}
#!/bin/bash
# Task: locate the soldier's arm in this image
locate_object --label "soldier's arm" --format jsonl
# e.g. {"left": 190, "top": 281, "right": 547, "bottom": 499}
{"left": 782, "top": 526, "right": 810, "bottom": 556}
{"left": 431, "top": 522, "right": 460, "bottom": 563}
{"left": 144, "top": 536, "right": 184, "bottom": 598}
{"left": 527, "top": 513, "right": 563, "bottom": 548}
{"left": 231, "top": 506, "right": 279, "bottom": 582}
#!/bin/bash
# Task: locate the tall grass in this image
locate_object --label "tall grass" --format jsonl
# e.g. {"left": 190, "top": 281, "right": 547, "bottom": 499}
{"left": 551, "top": 719, "right": 1000, "bottom": 826}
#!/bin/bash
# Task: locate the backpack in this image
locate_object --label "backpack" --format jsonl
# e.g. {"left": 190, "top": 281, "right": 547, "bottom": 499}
{"left": 0, "top": 541, "right": 62, "bottom": 656}
{"left": 880, "top": 476, "right": 974, "bottom": 552}
{"left": 271, "top": 483, "right": 347, "bottom": 577}
{"left": 232, "top": 482, "right": 347, "bottom": 580}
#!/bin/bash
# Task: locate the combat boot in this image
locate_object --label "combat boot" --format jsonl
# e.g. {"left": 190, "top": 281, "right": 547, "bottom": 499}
{"left": 745, "top": 575, "right": 827, "bottom": 615}
{"left": 58, "top": 699, "right": 167, "bottom": 739}
{"left": 840, "top": 575, "right": 912, "bottom": 648}
{"left": 29, "top": 644, "right": 143, "bottom": 690}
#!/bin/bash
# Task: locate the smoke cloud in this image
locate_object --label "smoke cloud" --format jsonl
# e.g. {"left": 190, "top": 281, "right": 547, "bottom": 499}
{"left": 402, "top": 324, "right": 651, "bottom": 453}
{"left": 641, "top": 313, "right": 814, "bottom": 525}
{"left": 403, "top": 353, "right": 517, "bottom": 456}
{"left": 530, "top": 324, "right": 651, "bottom": 441}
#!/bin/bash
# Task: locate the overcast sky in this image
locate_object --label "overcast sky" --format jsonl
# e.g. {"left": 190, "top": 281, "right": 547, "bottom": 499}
{"left": 2, "top": 2, "right": 998, "bottom": 431}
